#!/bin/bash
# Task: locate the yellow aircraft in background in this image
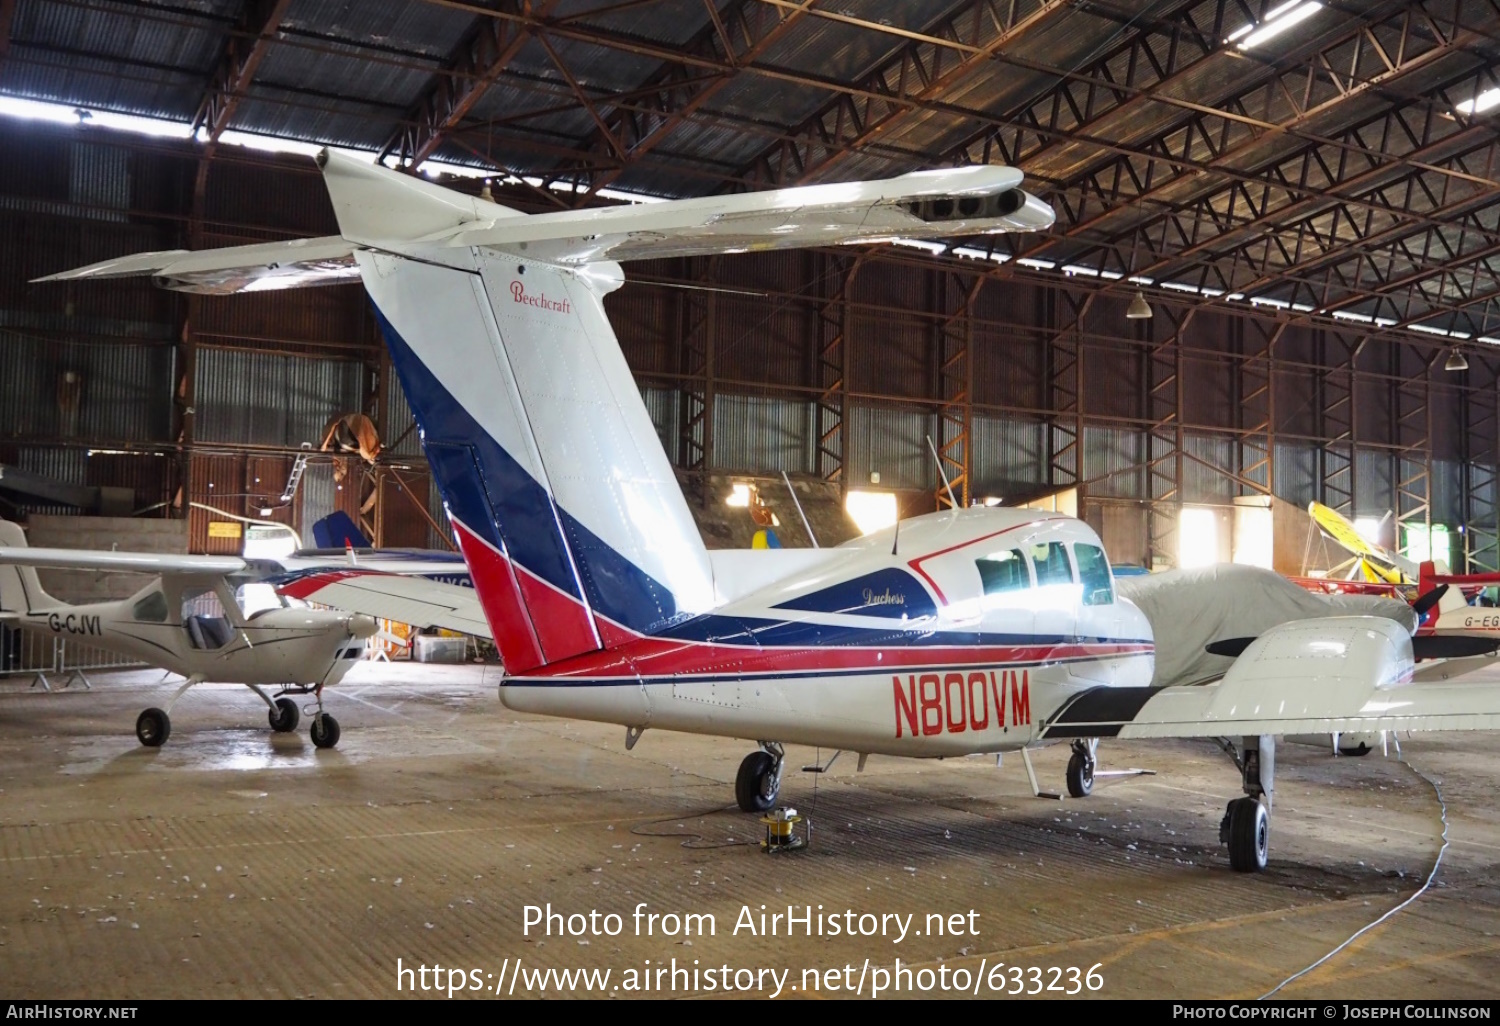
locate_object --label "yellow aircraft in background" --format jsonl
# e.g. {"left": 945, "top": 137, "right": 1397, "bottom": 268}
{"left": 1307, "top": 501, "right": 1413, "bottom": 585}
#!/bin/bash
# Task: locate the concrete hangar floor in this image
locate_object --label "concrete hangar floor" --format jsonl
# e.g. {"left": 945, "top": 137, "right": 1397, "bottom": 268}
{"left": 0, "top": 662, "right": 1496, "bottom": 1001}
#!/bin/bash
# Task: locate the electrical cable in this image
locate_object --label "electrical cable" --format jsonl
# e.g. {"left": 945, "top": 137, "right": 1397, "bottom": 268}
{"left": 1259, "top": 756, "right": 1450, "bottom": 999}
{"left": 629, "top": 803, "right": 750, "bottom": 850}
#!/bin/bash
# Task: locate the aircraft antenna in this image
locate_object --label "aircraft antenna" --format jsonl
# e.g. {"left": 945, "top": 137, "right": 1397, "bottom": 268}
{"left": 780, "top": 471, "right": 818, "bottom": 548}
{"left": 925, "top": 435, "right": 958, "bottom": 510}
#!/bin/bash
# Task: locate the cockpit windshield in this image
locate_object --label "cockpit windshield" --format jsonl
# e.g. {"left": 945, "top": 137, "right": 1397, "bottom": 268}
{"left": 235, "top": 581, "right": 290, "bottom": 618}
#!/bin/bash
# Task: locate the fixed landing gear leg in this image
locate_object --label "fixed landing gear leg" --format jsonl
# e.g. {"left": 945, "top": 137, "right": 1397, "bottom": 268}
{"left": 307, "top": 685, "right": 340, "bottom": 749}
{"left": 1220, "top": 734, "right": 1274, "bottom": 872}
{"left": 736, "top": 741, "right": 784, "bottom": 813}
{"left": 136, "top": 675, "right": 204, "bottom": 748}
{"left": 1020, "top": 746, "right": 1063, "bottom": 800}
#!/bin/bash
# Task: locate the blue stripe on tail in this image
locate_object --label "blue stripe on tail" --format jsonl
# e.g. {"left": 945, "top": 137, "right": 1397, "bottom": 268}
{"left": 374, "top": 304, "right": 682, "bottom": 635}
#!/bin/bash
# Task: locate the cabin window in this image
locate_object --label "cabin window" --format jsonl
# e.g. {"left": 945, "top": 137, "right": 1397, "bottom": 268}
{"left": 1074, "top": 543, "right": 1114, "bottom": 606}
{"left": 181, "top": 587, "right": 234, "bottom": 650}
{"left": 975, "top": 549, "right": 1030, "bottom": 594}
{"left": 131, "top": 590, "right": 168, "bottom": 623}
{"left": 1030, "top": 541, "right": 1074, "bottom": 587}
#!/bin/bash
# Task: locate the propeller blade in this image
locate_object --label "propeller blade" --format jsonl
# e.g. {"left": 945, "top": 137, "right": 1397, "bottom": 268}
{"left": 1411, "top": 635, "right": 1500, "bottom": 660}
{"left": 1411, "top": 584, "right": 1449, "bottom": 618}
{"left": 1205, "top": 637, "right": 1256, "bottom": 658}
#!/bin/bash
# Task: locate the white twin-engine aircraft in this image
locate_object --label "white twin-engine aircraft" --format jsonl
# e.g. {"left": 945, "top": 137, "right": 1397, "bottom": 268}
{"left": 0, "top": 522, "right": 376, "bottom": 747}
{"left": 43, "top": 152, "right": 1500, "bottom": 871}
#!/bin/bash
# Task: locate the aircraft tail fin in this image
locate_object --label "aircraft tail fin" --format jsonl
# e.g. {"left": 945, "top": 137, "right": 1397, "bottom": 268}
{"left": 326, "top": 160, "right": 717, "bottom": 673}
{"left": 352, "top": 246, "right": 715, "bottom": 673}
{"left": 312, "top": 511, "right": 371, "bottom": 550}
{"left": 0, "top": 522, "right": 60, "bottom": 614}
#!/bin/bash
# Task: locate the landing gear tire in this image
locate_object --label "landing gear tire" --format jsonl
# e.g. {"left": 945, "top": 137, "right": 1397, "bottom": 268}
{"left": 268, "top": 697, "right": 300, "bottom": 733}
{"left": 136, "top": 708, "right": 170, "bottom": 748}
{"left": 735, "top": 751, "right": 780, "bottom": 813}
{"left": 1225, "top": 797, "right": 1269, "bottom": 873}
{"left": 1066, "top": 750, "right": 1095, "bottom": 798}
{"left": 310, "top": 713, "right": 341, "bottom": 750}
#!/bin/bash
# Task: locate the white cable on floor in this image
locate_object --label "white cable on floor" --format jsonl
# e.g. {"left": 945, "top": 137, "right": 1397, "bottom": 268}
{"left": 1259, "top": 757, "right": 1450, "bottom": 999}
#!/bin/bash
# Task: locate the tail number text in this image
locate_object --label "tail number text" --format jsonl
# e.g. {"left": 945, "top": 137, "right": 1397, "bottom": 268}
{"left": 893, "top": 670, "right": 1029, "bottom": 738}
{"left": 46, "top": 612, "right": 102, "bottom": 636}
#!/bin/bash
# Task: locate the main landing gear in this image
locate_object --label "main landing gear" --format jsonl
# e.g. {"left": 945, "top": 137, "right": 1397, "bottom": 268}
{"left": 735, "top": 742, "right": 785, "bottom": 813}
{"left": 1066, "top": 739, "right": 1096, "bottom": 798}
{"left": 132, "top": 679, "right": 340, "bottom": 749}
{"left": 1219, "top": 734, "right": 1274, "bottom": 873}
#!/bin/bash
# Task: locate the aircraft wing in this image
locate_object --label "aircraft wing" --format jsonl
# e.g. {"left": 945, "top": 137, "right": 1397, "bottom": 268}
{"left": 1040, "top": 616, "right": 1500, "bottom": 740}
{"left": 0, "top": 547, "right": 246, "bottom": 575}
{"left": 36, "top": 150, "right": 1053, "bottom": 292}
{"left": 273, "top": 569, "right": 491, "bottom": 639}
{"left": 36, "top": 236, "right": 359, "bottom": 295}
{"left": 441, "top": 166, "right": 1053, "bottom": 265}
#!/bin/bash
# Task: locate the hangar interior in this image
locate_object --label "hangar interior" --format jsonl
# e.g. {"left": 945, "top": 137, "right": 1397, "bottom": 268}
{"left": 2, "top": 0, "right": 1500, "bottom": 1001}
{"left": 2, "top": 0, "right": 1499, "bottom": 574}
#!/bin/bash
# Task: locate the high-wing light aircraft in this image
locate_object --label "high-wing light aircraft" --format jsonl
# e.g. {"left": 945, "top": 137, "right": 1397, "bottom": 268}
{"left": 0, "top": 522, "right": 376, "bottom": 747}
{"left": 43, "top": 151, "right": 1500, "bottom": 872}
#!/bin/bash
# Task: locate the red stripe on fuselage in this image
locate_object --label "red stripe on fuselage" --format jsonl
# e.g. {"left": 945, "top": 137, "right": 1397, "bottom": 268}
{"left": 528, "top": 623, "right": 1152, "bottom": 681}
{"left": 905, "top": 516, "right": 1064, "bottom": 605}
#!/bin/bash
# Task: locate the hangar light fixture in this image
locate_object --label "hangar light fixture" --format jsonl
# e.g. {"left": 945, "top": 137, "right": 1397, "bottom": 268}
{"left": 1456, "top": 87, "right": 1500, "bottom": 116}
{"left": 1229, "top": 2, "right": 1323, "bottom": 49}
{"left": 1445, "top": 349, "right": 1469, "bottom": 372}
{"left": 1126, "top": 291, "right": 1153, "bottom": 319}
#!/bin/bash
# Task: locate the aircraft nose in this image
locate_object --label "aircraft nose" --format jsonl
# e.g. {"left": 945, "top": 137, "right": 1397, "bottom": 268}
{"left": 349, "top": 614, "right": 379, "bottom": 639}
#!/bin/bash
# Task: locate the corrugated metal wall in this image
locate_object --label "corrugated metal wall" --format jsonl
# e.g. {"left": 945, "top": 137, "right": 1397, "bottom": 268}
{"left": 0, "top": 333, "right": 171, "bottom": 442}
{"left": 712, "top": 395, "right": 813, "bottom": 475}
{"left": 194, "top": 348, "right": 364, "bottom": 447}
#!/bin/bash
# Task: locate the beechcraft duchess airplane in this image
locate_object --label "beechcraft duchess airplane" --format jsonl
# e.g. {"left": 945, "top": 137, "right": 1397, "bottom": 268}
{"left": 41, "top": 151, "right": 1500, "bottom": 872}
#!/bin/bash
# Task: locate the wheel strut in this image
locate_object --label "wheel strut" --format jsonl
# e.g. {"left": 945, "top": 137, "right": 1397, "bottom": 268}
{"left": 1220, "top": 734, "right": 1274, "bottom": 872}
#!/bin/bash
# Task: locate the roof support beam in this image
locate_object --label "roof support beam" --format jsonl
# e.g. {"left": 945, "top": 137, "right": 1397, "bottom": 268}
{"left": 1026, "top": 0, "right": 1487, "bottom": 257}
{"left": 732, "top": 0, "right": 1069, "bottom": 187}
{"left": 557, "top": 0, "right": 816, "bottom": 197}
{"left": 192, "top": 0, "right": 293, "bottom": 142}
{"left": 382, "top": 0, "right": 566, "bottom": 170}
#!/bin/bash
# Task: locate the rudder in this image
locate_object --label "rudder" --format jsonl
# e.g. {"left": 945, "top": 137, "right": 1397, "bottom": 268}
{"left": 357, "top": 249, "right": 714, "bottom": 673}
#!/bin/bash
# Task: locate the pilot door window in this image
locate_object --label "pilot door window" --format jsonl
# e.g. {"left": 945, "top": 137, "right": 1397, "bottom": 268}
{"left": 181, "top": 587, "right": 234, "bottom": 650}
{"left": 1030, "top": 541, "right": 1074, "bottom": 587}
{"left": 1072, "top": 543, "right": 1114, "bottom": 606}
{"left": 975, "top": 548, "right": 1031, "bottom": 598}
{"left": 1029, "top": 541, "right": 1076, "bottom": 607}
